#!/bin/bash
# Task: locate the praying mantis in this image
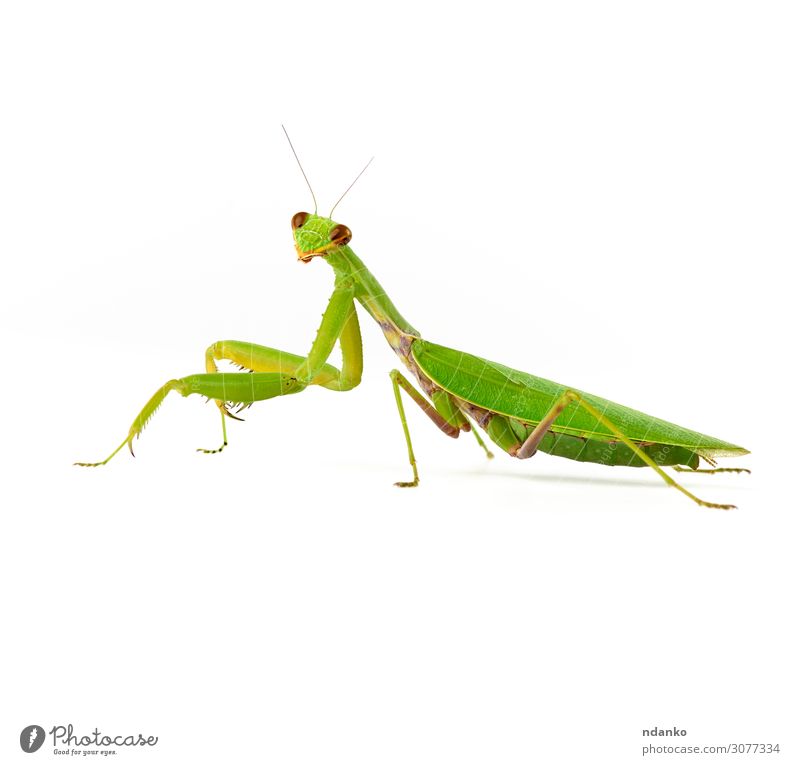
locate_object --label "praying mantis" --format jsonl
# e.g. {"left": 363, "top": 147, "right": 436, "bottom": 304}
{"left": 76, "top": 132, "right": 750, "bottom": 509}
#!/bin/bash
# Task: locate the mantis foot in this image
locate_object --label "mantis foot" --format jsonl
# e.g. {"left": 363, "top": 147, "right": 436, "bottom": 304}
{"left": 674, "top": 466, "right": 751, "bottom": 475}
{"left": 75, "top": 437, "right": 135, "bottom": 467}
{"left": 696, "top": 500, "right": 736, "bottom": 511}
{"left": 197, "top": 441, "right": 228, "bottom": 455}
{"left": 196, "top": 404, "right": 231, "bottom": 455}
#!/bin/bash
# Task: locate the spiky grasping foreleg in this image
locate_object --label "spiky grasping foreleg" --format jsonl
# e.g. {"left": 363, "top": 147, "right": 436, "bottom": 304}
{"left": 76, "top": 282, "right": 362, "bottom": 466}
{"left": 74, "top": 373, "right": 302, "bottom": 467}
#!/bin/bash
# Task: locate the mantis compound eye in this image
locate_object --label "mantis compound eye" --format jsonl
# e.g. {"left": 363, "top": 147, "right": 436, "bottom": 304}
{"left": 291, "top": 211, "right": 310, "bottom": 230}
{"left": 329, "top": 224, "right": 352, "bottom": 246}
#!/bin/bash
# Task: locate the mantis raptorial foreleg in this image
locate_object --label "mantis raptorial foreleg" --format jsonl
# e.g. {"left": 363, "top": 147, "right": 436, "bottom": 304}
{"left": 198, "top": 340, "right": 349, "bottom": 454}
{"left": 198, "top": 290, "right": 363, "bottom": 452}
{"left": 514, "top": 391, "right": 736, "bottom": 510}
{"left": 74, "top": 373, "right": 303, "bottom": 466}
{"left": 76, "top": 281, "right": 363, "bottom": 466}
{"left": 205, "top": 283, "right": 362, "bottom": 392}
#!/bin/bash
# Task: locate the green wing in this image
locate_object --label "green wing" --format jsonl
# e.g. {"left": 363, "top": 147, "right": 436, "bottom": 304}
{"left": 411, "top": 340, "right": 748, "bottom": 458}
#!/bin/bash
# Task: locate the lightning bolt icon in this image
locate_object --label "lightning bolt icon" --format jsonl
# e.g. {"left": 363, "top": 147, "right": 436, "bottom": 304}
{"left": 29, "top": 727, "right": 38, "bottom": 750}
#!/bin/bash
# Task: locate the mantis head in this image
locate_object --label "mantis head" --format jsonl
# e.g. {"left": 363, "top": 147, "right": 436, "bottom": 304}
{"left": 292, "top": 212, "right": 352, "bottom": 264}
{"left": 281, "top": 126, "right": 370, "bottom": 266}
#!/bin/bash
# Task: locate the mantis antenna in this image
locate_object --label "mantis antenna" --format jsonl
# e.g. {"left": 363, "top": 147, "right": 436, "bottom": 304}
{"left": 282, "top": 124, "right": 318, "bottom": 215}
{"left": 329, "top": 156, "right": 374, "bottom": 219}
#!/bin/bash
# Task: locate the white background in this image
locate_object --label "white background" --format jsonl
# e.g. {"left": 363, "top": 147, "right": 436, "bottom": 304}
{"left": 1, "top": 2, "right": 797, "bottom": 763}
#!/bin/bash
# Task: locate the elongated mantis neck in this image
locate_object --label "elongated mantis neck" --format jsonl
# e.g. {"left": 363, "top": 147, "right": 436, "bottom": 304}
{"left": 333, "top": 245, "right": 420, "bottom": 339}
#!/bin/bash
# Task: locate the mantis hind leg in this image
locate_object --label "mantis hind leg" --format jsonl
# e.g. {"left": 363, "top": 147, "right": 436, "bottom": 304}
{"left": 515, "top": 391, "right": 739, "bottom": 510}
{"left": 74, "top": 372, "right": 303, "bottom": 467}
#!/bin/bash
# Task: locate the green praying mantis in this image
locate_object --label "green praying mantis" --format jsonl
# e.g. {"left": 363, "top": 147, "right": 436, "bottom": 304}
{"left": 76, "top": 132, "right": 750, "bottom": 509}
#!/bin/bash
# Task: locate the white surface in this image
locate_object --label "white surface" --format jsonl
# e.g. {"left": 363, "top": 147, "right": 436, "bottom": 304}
{"left": 1, "top": 2, "right": 797, "bottom": 763}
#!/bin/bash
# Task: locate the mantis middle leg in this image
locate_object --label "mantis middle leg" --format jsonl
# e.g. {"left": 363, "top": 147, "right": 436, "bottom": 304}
{"left": 389, "top": 370, "right": 493, "bottom": 487}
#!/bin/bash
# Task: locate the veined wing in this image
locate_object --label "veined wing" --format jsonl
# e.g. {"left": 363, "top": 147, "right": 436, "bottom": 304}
{"left": 412, "top": 340, "right": 748, "bottom": 457}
